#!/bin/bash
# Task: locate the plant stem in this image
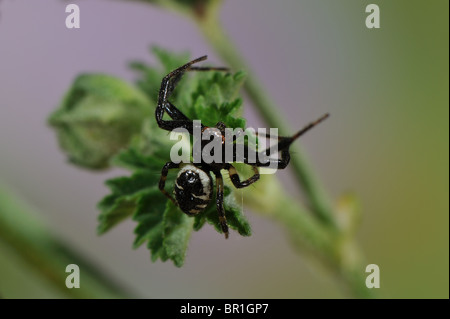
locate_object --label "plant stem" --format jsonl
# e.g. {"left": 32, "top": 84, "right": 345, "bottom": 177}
{"left": 0, "top": 183, "right": 131, "bottom": 299}
{"left": 242, "top": 176, "right": 374, "bottom": 298}
{"left": 195, "top": 1, "right": 336, "bottom": 227}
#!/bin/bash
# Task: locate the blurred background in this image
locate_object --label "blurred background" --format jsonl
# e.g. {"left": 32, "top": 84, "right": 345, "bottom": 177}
{"left": 0, "top": 0, "right": 448, "bottom": 298}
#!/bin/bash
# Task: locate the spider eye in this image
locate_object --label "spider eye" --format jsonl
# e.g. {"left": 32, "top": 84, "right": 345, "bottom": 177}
{"left": 186, "top": 171, "right": 198, "bottom": 183}
{"left": 177, "top": 171, "right": 203, "bottom": 194}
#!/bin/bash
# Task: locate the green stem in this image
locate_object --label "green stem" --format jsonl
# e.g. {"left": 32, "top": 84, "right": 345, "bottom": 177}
{"left": 242, "top": 176, "right": 374, "bottom": 298}
{"left": 195, "top": 1, "right": 335, "bottom": 227}
{"left": 0, "top": 183, "right": 131, "bottom": 299}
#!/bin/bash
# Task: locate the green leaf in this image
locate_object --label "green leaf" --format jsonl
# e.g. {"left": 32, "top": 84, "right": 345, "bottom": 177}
{"left": 132, "top": 188, "right": 167, "bottom": 262}
{"left": 111, "top": 145, "right": 166, "bottom": 172}
{"left": 132, "top": 191, "right": 193, "bottom": 267}
{"left": 97, "top": 195, "right": 136, "bottom": 235}
{"left": 194, "top": 186, "right": 251, "bottom": 236}
{"left": 181, "top": 71, "right": 247, "bottom": 128}
{"left": 162, "top": 201, "right": 194, "bottom": 267}
{"left": 97, "top": 170, "right": 158, "bottom": 234}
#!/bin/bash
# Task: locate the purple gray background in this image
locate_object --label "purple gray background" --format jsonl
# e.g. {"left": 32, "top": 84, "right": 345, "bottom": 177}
{"left": 0, "top": 0, "right": 448, "bottom": 298}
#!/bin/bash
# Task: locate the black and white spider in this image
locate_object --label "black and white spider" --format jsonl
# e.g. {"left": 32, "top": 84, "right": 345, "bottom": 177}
{"left": 156, "top": 56, "right": 328, "bottom": 238}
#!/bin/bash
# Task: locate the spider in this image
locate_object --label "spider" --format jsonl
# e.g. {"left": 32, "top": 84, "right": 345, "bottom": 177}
{"left": 156, "top": 56, "right": 329, "bottom": 239}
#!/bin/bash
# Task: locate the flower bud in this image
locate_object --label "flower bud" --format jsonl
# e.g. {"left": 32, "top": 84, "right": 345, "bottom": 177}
{"left": 48, "top": 74, "right": 152, "bottom": 169}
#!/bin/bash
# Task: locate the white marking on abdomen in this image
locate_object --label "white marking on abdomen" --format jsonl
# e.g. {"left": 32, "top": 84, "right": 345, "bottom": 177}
{"left": 175, "top": 181, "right": 184, "bottom": 190}
{"left": 192, "top": 193, "right": 209, "bottom": 201}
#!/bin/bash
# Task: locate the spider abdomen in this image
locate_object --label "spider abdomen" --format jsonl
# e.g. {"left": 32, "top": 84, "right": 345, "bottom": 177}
{"left": 174, "top": 164, "right": 213, "bottom": 216}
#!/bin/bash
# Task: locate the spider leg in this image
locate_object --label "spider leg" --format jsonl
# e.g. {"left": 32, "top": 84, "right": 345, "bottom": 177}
{"left": 254, "top": 131, "right": 282, "bottom": 140}
{"left": 160, "top": 55, "right": 207, "bottom": 100}
{"left": 256, "top": 149, "right": 291, "bottom": 169}
{"left": 213, "top": 171, "right": 229, "bottom": 239}
{"left": 225, "top": 163, "right": 260, "bottom": 188}
{"left": 159, "top": 161, "right": 180, "bottom": 205}
{"left": 246, "top": 113, "right": 330, "bottom": 169}
{"left": 188, "top": 66, "right": 230, "bottom": 72}
{"left": 164, "top": 101, "right": 190, "bottom": 121}
{"left": 155, "top": 100, "right": 200, "bottom": 133}
{"left": 156, "top": 100, "right": 198, "bottom": 132}
{"left": 269, "top": 113, "right": 329, "bottom": 153}
{"left": 231, "top": 140, "right": 291, "bottom": 169}
{"left": 156, "top": 56, "right": 229, "bottom": 133}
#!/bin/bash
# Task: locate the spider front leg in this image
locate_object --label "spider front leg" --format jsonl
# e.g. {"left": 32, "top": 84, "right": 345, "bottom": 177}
{"left": 156, "top": 56, "right": 229, "bottom": 133}
{"left": 225, "top": 164, "right": 260, "bottom": 188}
{"left": 213, "top": 171, "right": 229, "bottom": 239}
{"left": 159, "top": 55, "right": 208, "bottom": 102}
{"left": 155, "top": 100, "right": 197, "bottom": 133}
{"left": 159, "top": 161, "right": 179, "bottom": 205}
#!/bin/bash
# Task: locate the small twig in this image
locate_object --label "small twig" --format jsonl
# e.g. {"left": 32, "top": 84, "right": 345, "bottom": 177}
{"left": 241, "top": 176, "right": 374, "bottom": 298}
